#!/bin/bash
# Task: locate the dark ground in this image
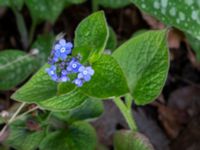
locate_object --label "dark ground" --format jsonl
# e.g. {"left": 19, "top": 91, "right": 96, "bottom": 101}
{"left": 0, "top": 2, "right": 200, "bottom": 150}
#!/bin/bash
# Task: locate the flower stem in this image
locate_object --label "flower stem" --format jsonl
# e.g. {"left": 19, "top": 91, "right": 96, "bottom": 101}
{"left": 92, "top": 0, "right": 99, "bottom": 12}
{"left": 114, "top": 97, "right": 137, "bottom": 131}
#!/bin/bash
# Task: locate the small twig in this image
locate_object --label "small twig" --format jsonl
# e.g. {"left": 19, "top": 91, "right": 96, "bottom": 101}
{"left": 0, "top": 102, "right": 26, "bottom": 137}
{"left": 14, "top": 105, "right": 40, "bottom": 122}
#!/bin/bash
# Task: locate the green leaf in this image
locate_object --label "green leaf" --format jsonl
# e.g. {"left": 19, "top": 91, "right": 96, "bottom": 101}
{"left": 113, "top": 30, "right": 169, "bottom": 105}
{"left": 38, "top": 89, "right": 88, "bottom": 111}
{"left": 65, "top": 0, "right": 86, "bottom": 4}
{"left": 186, "top": 33, "right": 200, "bottom": 61}
{"left": 81, "top": 55, "right": 129, "bottom": 98}
{"left": 131, "top": 0, "right": 200, "bottom": 40}
{"left": 11, "top": 64, "right": 57, "bottom": 103}
{"left": 25, "top": 0, "right": 65, "bottom": 23}
{"left": 57, "top": 82, "right": 75, "bottom": 95}
{"left": 5, "top": 120, "right": 45, "bottom": 150}
{"left": 0, "top": 0, "right": 24, "bottom": 10}
{"left": 74, "top": 11, "right": 109, "bottom": 62}
{"left": 114, "top": 130, "right": 154, "bottom": 150}
{"left": 11, "top": 64, "right": 90, "bottom": 111}
{"left": 98, "top": 0, "right": 131, "bottom": 8}
{"left": 0, "top": 50, "right": 36, "bottom": 90}
{"left": 72, "top": 47, "right": 91, "bottom": 63}
{"left": 53, "top": 98, "right": 104, "bottom": 123}
{"left": 31, "top": 34, "right": 54, "bottom": 69}
{"left": 105, "top": 27, "right": 117, "bottom": 51}
{"left": 39, "top": 121, "right": 97, "bottom": 150}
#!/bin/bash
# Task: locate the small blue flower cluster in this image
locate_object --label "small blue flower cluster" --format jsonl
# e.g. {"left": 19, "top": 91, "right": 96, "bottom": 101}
{"left": 46, "top": 38, "right": 94, "bottom": 87}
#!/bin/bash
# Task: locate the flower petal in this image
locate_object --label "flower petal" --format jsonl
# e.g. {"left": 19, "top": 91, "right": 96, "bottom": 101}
{"left": 59, "top": 39, "right": 66, "bottom": 45}
{"left": 55, "top": 44, "right": 61, "bottom": 50}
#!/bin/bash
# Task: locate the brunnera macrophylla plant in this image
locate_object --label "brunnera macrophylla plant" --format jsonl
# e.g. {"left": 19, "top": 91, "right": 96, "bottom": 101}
{"left": 0, "top": 11, "right": 169, "bottom": 150}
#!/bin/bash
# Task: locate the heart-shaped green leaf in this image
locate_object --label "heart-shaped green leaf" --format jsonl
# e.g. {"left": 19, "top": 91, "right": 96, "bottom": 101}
{"left": 131, "top": 0, "right": 200, "bottom": 40}
{"left": 81, "top": 54, "right": 129, "bottom": 98}
{"left": 0, "top": 50, "right": 36, "bottom": 90}
{"left": 39, "top": 121, "right": 97, "bottom": 150}
{"left": 113, "top": 30, "right": 169, "bottom": 105}
{"left": 74, "top": 11, "right": 109, "bottom": 62}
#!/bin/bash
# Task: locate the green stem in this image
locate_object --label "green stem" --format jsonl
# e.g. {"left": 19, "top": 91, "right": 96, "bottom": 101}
{"left": 29, "top": 21, "right": 37, "bottom": 45}
{"left": 125, "top": 94, "right": 132, "bottom": 109}
{"left": 92, "top": 0, "right": 99, "bottom": 12}
{"left": 114, "top": 97, "right": 137, "bottom": 131}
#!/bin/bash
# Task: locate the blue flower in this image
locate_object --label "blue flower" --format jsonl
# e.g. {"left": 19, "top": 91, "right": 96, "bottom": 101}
{"left": 46, "top": 38, "right": 95, "bottom": 86}
{"left": 61, "top": 70, "right": 68, "bottom": 75}
{"left": 78, "top": 66, "right": 94, "bottom": 82}
{"left": 73, "top": 78, "right": 83, "bottom": 87}
{"left": 60, "top": 75, "right": 70, "bottom": 82}
{"left": 46, "top": 65, "right": 58, "bottom": 81}
{"left": 67, "top": 58, "right": 82, "bottom": 73}
{"left": 54, "top": 39, "right": 73, "bottom": 60}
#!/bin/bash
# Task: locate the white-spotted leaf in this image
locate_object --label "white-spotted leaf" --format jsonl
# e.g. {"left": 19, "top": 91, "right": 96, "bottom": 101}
{"left": 131, "top": 0, "right": 200, "bottom": 40}
{"left": 0, "top": 50, "right": 36, "bottom": 90}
